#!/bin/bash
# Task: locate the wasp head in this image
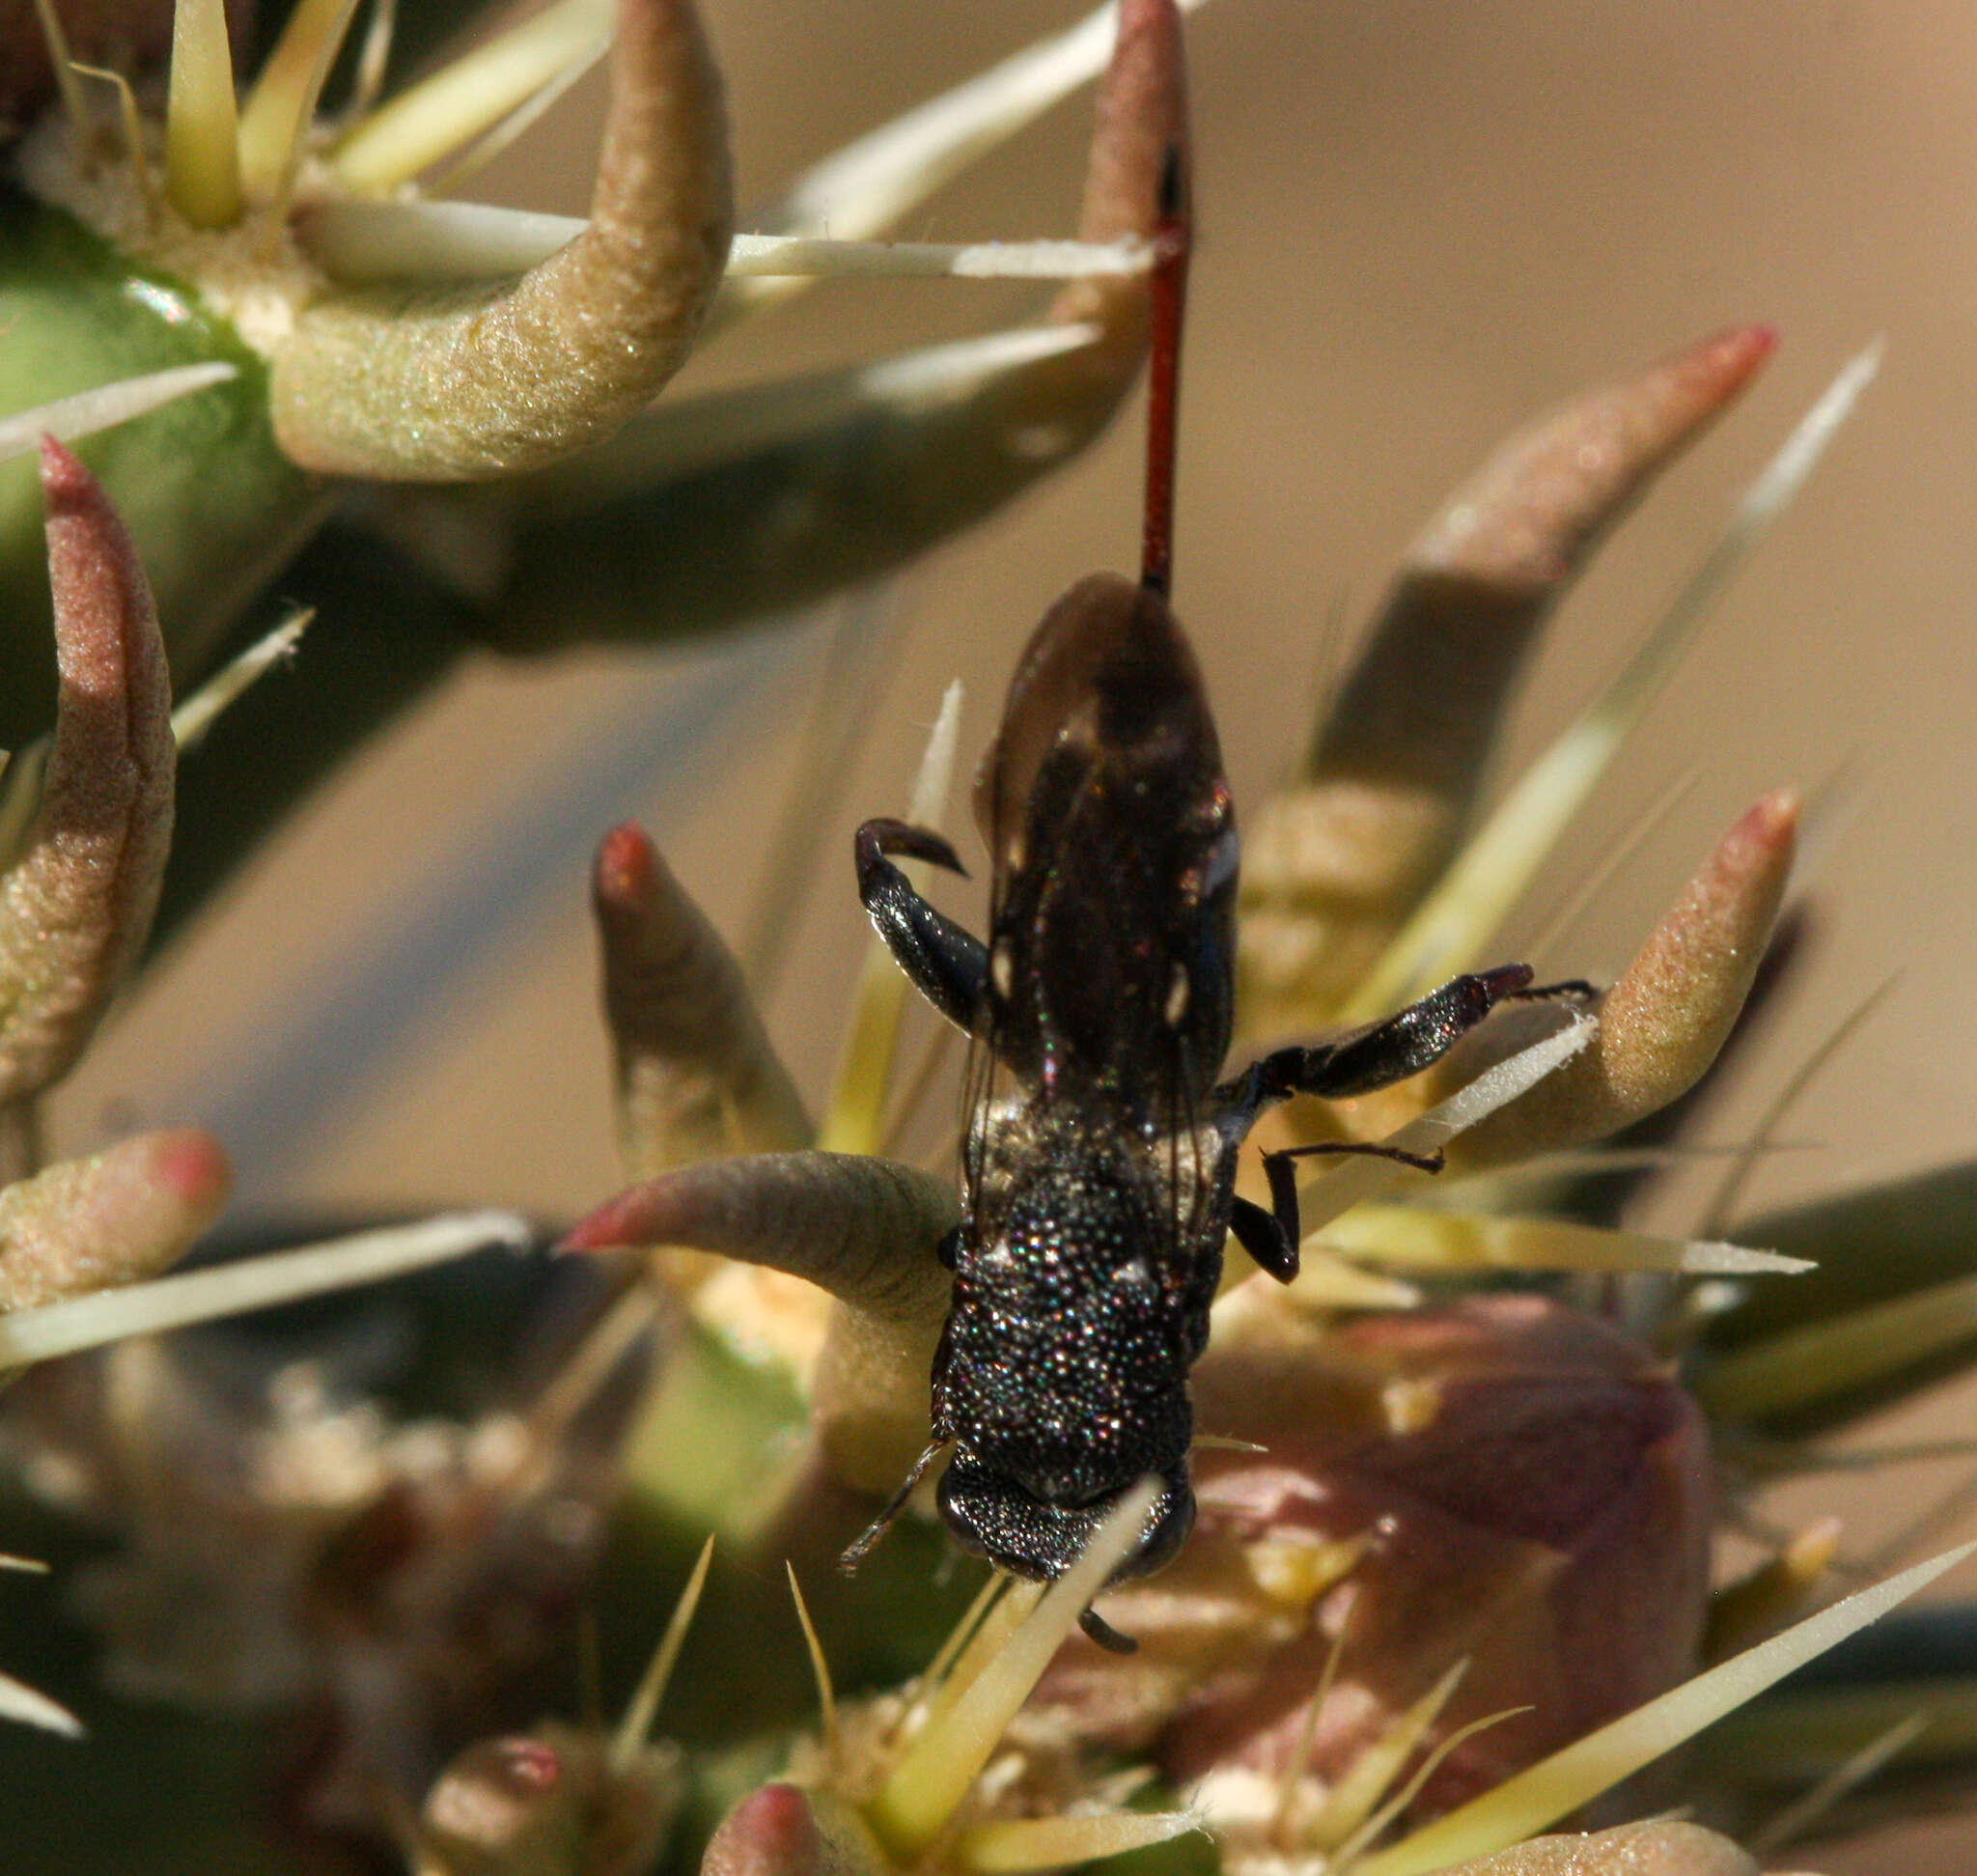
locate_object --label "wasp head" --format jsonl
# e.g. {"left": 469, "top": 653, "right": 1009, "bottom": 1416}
{"left": 937, "top": 1455, "right": 1195, "bottom": 1590}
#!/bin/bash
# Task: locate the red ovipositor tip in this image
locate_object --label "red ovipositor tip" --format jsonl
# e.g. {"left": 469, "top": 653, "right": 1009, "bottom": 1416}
{"left": 594, "top": 820, "right": 658, "bottom": 911}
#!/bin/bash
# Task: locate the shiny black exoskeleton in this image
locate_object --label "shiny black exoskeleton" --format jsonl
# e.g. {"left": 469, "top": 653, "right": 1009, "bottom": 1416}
{"left": 840, "top": 113, "right": 1570, "bottom": 1650}
{"left": 848, "top": 573, "right": 1551, "bottom": 1651}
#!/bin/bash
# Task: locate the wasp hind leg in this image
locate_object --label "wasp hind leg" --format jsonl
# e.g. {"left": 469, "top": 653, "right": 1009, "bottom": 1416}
{"left": 1224, "top": 966, "right": 1596, "bottom": 1279}
{"left": 1252, "top": 965, "right": 1598, "bottom": 1106}
{"left": 1231, "top": 1145, "right": 1443, "bottom": 1285}
{"left": 855, "top": 818, "right": 988, "bottom": 1033}
{"left": 1228, "top": 1193, "right": 1298, "bottom": 1282}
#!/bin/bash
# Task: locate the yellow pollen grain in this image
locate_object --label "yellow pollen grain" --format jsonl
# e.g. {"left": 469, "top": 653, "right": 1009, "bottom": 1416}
{"left": 1380, "top": 1379, "right": 1441, "bottom": 1436}
{"left": 1243, "top": 1532, "right": 1366, "bottom": 1608}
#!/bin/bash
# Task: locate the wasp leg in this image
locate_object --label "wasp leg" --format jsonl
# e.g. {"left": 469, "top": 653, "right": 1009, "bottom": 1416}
{"left": 1231, "top": 1144, "right": 1443, "bottom": 1284}
{"left": 1079, "top": 1606, "right": 1138, "bottom": 1655}
{"left": 855, "top": 818, "right": 988, "bottom": 1033}
{"left": 1514, "top": 977, "right": 1598, "bottom": 1003}
{"left": 1228, "top": 1193, "right": 1298, "bottom": 1282}
{"left": 1269, "top": 963, "right": 1534, "bottom": 1101}
{"left": 1245, "top": 966, "right": 1598, "bottom": 1108}
{"left": 1214, "top": 969, "right": 1594, "bottom": 1274}
{"left": 840, "top": 1437, "right": 948, "bottom": 1574}
{"left": 1260, "top": 1138, "right": 1448, "bottom": 1273}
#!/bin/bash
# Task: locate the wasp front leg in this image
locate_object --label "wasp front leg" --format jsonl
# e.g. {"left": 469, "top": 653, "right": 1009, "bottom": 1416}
{"left": 855, "top": 818, "right": 989, "bottom": 1033}
{"left": 1219, "top": 966, "right": 1595, "bottom": 1280}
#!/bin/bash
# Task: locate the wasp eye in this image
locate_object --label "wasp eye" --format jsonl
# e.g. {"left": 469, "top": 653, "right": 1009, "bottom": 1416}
{"left": 1124, "top": 1470, "right": 1195, "bottom": 1579}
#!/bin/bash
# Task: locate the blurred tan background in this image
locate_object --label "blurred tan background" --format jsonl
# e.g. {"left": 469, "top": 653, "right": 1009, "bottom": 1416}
{"left": 42, "top": 7, "right": 1977, "bottom": 1863}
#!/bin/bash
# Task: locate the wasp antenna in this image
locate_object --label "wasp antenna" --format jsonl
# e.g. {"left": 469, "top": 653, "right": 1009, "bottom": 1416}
{"left": 1140, "top": 139, "right": 1191, "bottom": 600}
{"left": 1079, "top": 1603, "right": 1140, "bottom": 1654}
{"left": 841, "top": 1439, "right": 945, "bottom": 1573}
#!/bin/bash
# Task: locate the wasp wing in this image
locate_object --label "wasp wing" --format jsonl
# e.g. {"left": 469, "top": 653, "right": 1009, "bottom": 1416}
{"left": 971, "top": 572, "right": 1237, "bottom": 1124}
{"left": 939, "top": 572, "right": 1238, "bottom": 1485}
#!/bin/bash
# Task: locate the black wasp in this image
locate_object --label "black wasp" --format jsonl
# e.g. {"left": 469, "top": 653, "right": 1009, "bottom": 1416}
{"left": 844, "top": 151, "right": 1571, "bottom": 1651}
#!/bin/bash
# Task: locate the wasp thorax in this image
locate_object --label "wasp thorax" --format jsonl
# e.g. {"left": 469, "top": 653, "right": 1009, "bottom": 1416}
{"left": 936, "top": 1107, "right": 1227, "bottom": 1568}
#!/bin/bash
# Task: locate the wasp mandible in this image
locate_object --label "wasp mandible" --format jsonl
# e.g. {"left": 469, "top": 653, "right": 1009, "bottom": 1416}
{"left": 846, "top": 56, "right": 1574, "bottom": 1654}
